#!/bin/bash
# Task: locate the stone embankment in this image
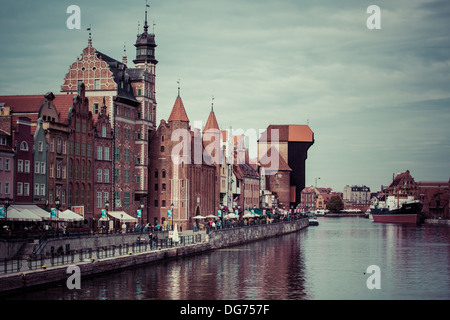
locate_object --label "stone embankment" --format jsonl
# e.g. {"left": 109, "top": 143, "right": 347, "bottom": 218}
{"left": 0, "top": 218, "right": 308, "bottom": 294}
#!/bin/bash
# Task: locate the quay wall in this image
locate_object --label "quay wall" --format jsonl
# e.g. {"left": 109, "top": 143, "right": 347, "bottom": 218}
{"left": 0, "top": 219, "right": 308, "bottom": 294}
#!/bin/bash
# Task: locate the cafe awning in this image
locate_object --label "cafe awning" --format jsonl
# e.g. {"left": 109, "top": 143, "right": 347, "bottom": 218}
{"left": 107, "top": 211, "right": 137, "bottom": 223}
{"left": 10, "top": 204, "right": 52, "bottom": 221}
{"left": 3, "top": 207, "right": 42, "bottom": 222}
{"left": 60, "top": 209, "right": 84, "bottom": 222}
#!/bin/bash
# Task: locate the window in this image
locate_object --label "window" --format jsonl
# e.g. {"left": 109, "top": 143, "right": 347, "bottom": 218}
{"left": 162, "top": 200, "right": 166, "bottom": 207}
{"left": 49, "top": 163, "right": 53, "bottom": 178}
{"left": 56, "top": 161, "right": 62, "bottom": 179}
{"left": 87, "top": 144, "right": 92, "bottom": 157}
{"left": 114, "top": 147, "right": 120, "bottom": 161}
{"left": 94, "top": 103, "right": 99, "bottom": 114}
{"left": 35, "top": 161, "right": 40, "bottom": 174}
{"left": 137, "top": 88, "right": 142, "bottom": 96}
{"left": 102, "top": 126, "right": 107, "bottom": 138}
{"left": 17, "top": 160, "right": 23, "bottom": 173}
{"left": 4, "top": 158, "right": 10, "bottom": 171}
{"left": 38, "top": 141, "right": 44, "bottom": 152}
{"left": 162, "top": 170, "right": 166, "bottom": 178}
{"left": 5, "top": 182, "right": 10, "bottom": 194}
{"left": 154, "top": 199, "right": 158, "bottom": 207}
{"left": 97, "top": 192, "right": 102, "bottom": 208}
{"left": 162, "top": 183, "right": 166, "bottom": 191}
{"left": 103, "top": 192, "right": 109, "bottom": 207}
{"left": 34, "top": 184, "right": 40, "bottom": 196}
{"left": 161, "top": 146, "right": 165, "bottom": 152}
{"left": 75, "top": 142, "right": 80, "bottom": 155}
{"left": 40, "top": 184, "right": 45, "bottom": 197}
{"left": 57, "top": 138, "right": 62, "bottom": 154}
{"left": 81, "top": 143, "right": 86, "bottom": 156}
{"left": 97, "top": 169, "right": 102, "bottom": 183}
{"left": 40, "top": 162, "right": 46, "bottom": 175}
{"left": 104, "top": 169, "right": 109, "bottom": 183}
{"left": 97, "top": 146, "right": 103, "bottom": 160}
{"left": 24, "top": 160, "right": 30, "bottom": 173}
{"left": 17, "top": 182, "right": 23, "bottom": 196}
{"left": 124, "top": 170, "right": 130, "bottom": 183}
{"left": 0, "top": 158, "right": 2, "bottom": 170}
{"left": 115, "top": 168, "right": 120, "bottom": 182}
{"left": 0, "top": 137, "right": 6, "bottom": 146}
{"left": 154, "top": 171, "right": 158, "bottom": 179}
{"left": 154, "top": 183, "right": 158, "bottom": 191}
{"left": 123, "top": 192, "right": 130, "bottom": 209}
{"left": 94, "top": 79, "right": 100, "bottom": 90}
{"left": 24, "top": 183, "right": 30, "bottom": 196}
{"left": 20, "top": 141, "right": 28, "bottom": 151}
{"left": 104, "top": 147, "right": 110, "bottom": 161}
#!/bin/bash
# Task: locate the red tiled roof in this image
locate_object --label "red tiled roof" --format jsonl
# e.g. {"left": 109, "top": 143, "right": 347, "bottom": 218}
{"left": 0, "top": 95, "right": 44, "bottom": 113}
{"left": 53, "top": 94, "right": 76, "bottom": 125}
{"left": 259, "top": 124, "right": 314, "bottom": 143}
{"left": 203, "top": 109, "right": 220, "bottom": 132}
{"left": 168, "top": 96, "right": 189, "bottom": 122}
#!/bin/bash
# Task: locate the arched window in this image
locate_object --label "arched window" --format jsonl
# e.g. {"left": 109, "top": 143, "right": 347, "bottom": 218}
{"left": 20, "top": 141, "right": 28, "bottom": 151}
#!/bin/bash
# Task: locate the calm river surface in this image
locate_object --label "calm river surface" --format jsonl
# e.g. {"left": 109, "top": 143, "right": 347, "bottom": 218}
{"left": 8, "top": 217, "right": 450, "bottom": 300}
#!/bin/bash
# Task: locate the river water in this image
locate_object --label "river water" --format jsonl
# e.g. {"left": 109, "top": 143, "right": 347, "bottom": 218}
{"left": 8, "top": 217, "right": 450, "bottom": 300}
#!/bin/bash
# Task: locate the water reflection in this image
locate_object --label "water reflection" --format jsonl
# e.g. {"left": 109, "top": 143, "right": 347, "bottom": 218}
{"left": 7, "top": 218, "right": 450, "bottom": 300}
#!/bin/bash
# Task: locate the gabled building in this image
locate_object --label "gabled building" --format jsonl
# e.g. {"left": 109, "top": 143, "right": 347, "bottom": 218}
{"left": 148, "top": 91, "right": 217, "bottom": 230}
{"left": 60, "top": 7, "right": 157, "bottom": 216}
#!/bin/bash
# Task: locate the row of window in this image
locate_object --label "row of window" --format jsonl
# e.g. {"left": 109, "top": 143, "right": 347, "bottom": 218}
{"left": 0, "top": 182, "right": 46, "bottom": 198}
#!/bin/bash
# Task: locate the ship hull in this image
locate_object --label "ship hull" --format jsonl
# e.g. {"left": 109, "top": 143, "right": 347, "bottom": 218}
{"left": 371, "top": 201, "right": 423, "bottom": 225}
{"left": 372, "top": 213, "right": 421, "bottom": 225}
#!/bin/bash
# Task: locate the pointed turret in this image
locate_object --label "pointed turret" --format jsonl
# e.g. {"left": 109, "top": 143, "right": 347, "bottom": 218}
{"left": 203, "top": 99, "right": 220, "bottom": 132}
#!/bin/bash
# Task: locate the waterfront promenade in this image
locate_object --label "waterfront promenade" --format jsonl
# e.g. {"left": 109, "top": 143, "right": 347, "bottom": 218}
{"left": 0, "top": 218, "right": 309, "bottom": 294}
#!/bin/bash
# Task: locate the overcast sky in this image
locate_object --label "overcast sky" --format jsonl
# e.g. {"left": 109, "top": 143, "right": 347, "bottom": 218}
{"left": 0, "top": 0, "right": 449, "bottom": 193}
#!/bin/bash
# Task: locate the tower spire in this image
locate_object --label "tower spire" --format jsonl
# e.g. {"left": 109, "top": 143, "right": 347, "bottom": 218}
{"left": 177, "top": 79, "right": 181, "bottom": 97}
{"left": 122, "top": 43, "right": 128, "bottom": 65}
{"left": 87, "top": 24, "right": 92, "bottom": 47}
{"left": 211, "top": 95, "right": 215, "bottom": 112}
{"left": 144, "top": 0, "right": 149, "bottom": 33}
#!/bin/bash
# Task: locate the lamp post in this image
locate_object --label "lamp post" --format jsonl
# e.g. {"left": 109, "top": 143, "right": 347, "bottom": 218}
{"left": 140, "top": 202, "right": 144, "bottom": 233}
{"left": 55, "top": 197, "right": 60, "bottom": 237}
{"left": 104, "top": 199, "right": 109, "bottom": 234}
{"left": 170, "top": 203, "right": 174, "bottom": 231}
{"left": 220, "top": 204, "right": 224, "bottom": 229}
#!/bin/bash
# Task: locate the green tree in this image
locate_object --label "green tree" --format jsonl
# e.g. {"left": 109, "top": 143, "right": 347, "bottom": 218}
{"left": 326, "top": 196, "right": 344, "bottom": 212}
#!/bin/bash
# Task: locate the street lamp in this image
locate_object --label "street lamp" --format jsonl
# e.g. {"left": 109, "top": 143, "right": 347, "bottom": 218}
{"left": 170, "top": 203, "right": 174, "bottom": 231}
{"left": 55, "top": 197, "right": 60, "bottom": 237}
{"left": 140, "top": 201, "right": 144, "bottom": 233}
{"left": 220, "top": 204, "right": 224, "bottom": 229}
{"left": 104, "top": 199, "right": 109, "bottom": 234}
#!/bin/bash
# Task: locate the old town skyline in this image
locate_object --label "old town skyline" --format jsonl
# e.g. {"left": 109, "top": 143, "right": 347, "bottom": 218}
{"left": 0, "top": 0, "right": 449, "bottom": 193}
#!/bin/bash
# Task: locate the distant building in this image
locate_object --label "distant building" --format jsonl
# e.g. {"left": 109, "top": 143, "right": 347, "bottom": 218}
{"left": 343, "top": 185, "right": 371, "bottom": 205}
{"left": 300, "top": 186, "right": 333, "bottom": 212}
{"left": 378, "top": 170, "right": 449, "bottom": 220}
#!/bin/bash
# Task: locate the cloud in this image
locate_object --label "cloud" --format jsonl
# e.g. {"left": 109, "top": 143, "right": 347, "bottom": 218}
{"left": 0, "top": 0, "right": 449, "bottom": 192}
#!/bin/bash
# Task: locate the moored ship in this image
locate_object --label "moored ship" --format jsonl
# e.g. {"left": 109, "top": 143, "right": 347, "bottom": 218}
{"left": 370, "top": 195, "right": 424, "bottom": 224}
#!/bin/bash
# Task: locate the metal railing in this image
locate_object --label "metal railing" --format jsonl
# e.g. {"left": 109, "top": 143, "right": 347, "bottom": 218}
{"left": 0, "top": 233, "right": 205, "bottom": 275}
